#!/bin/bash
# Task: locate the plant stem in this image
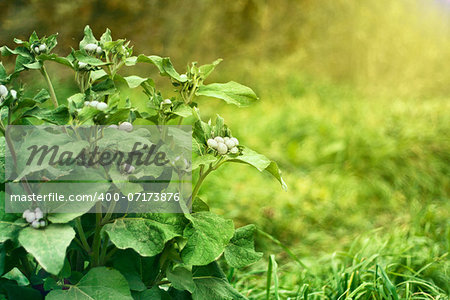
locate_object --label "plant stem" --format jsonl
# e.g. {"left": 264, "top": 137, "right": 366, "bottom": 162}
{"left": 40, "top": 64, "right": 59, "bottom": 108}
{"left": 75, "top": 217, "right": 91, "bottom": 253}
{"left": 191, "top": 165, "right": 213, "bottom": 200}
{"left": 91, "top": 203, "right": 102, "bottom": 266}
{"left": 99, "top": 235, "right": 110, "bottom": 265}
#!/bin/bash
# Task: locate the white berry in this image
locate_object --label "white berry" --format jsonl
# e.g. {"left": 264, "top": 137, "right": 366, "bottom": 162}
{"left": 78, "top": 62, "right": 88, "bottom": 69}
{"left": 96, "top": 46, "right": 103, "bottom": 55}
{"left": 229, "top": 147, "right": 239, "bottom": 154}
{"left": 31, "top": 220, "right": 40, "bottom": 229}
{"left": 10, "top": 89, "right": 17, "bottom": 99}
{"left": 207, "top": 139, "right": 218, "bottom": 149}
{"left": 84, "top": 101, "right": 90, "bottom": 106}
{"left": 25, "top": 212, "right": 36, "bottom": 223}
{"left": 22, "top": 209, "right": 31, "bottom": 219}
{"left": 34, "top": 46, "right": 40, "bottom": 54}
{"left": 84, "top": 43, "right": 98, "bottom": 52}
{"left": 108, "top": 124, "right": 118, "bottom": 129}
{"left": 96, "top": 102, "right": 108, "bottom": 111}
{"left": 163, "top": 99, "right": 172, "bottom": 105}
{"left": 35, "top": 210, "right": 43, "bottom": 220}
{"left": 40, "top": 220, "right": 46, "bottom": 227}
{"left": 123, "top": 163, "right": 135, "bottom": 174}
{"left": 119, "top": 122, "right": 133, "bottom": 132}
{"left": 214, "top": 136, "right": 224, "bottom": 143}
{"left": 0, "top": 85, "right": 7, "bottom": 98}
{"left": 231, "top": 137, "right": 239, "bottom": 146}
{"left": 39, "top": 44, "right": 47, "bottom": 52}
{"left": 225, "top": 139, "right": 236, "bottom": 149}
{"left": 179, "top": 74, "right": 188, "bottom": 81}
{"left": 89, "top": 100, "right": 99, "bottom": 107}
{"left": 217, "top": 142, "right": 228, "bottom": 155}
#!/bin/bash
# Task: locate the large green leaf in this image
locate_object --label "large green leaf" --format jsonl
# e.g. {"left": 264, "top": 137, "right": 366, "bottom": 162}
{"left": 196, "top": 81, "right": 258, "bottom": 107}
{"left": 21, "top": 105, "right": 70, "bottom": 125}
{"left": 224, "top": 224, "right": 262, "bottom": 268}
{"left": 18, "top": 224, "right": 75, "bottom": 275}
{"left": 191, "top": 262, "right": 247, "bottom": 300}
{"left": 228, "top": 146, "right": 287, "bottom": 190}
{"left": 181, "top": 212, "right": 234, "bottom": 265}
{"left": 126, "top": 55, "right": 186, "bottom": 82}
{"left": 46, "top": 267, "right": 133, "bottom": 300}
{"left": 103, "top": 217, "right": 181, "bottom": 257}
{"left": 131, "top": 286, "right": 171, "bottom": 300}
{"left": 166, "top": 265, "right": 195, "bottom": 293}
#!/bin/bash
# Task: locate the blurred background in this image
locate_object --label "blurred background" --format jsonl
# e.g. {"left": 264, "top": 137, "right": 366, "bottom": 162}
{"left": 1, "top": 0, "right": 449, "bottom": 298}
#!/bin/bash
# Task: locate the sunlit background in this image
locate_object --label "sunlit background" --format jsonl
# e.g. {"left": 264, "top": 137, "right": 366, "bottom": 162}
{"left": 1, "top": 0, "right": 449, "bottom": 298}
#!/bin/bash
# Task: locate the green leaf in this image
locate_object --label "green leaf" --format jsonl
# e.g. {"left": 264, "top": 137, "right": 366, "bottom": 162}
{"left": 191, "top": 262, "right": 247, "bottom": 300}
{"left": 0, "top": 63, "right": 7, "bottom": 82}
{"left": 192, "top": 154, "right": 216, "bottom": 171}
{"left": 79, "top": 25, "right": 98, "bottom": 49}
{"left": 103, "top": 217, "right": 181, "bottom": 257}
{"left": 46, "top": 267, "right": 133, "bottom": 300}
{"left": 100, "top": 28, "right": 112, "bottom": 44}
{"left": 120, "top": 75, "right": 153, "bottom": 89}
{"left": 166, "top": 265, "right": 195, "bottom": 293}
{"left": 196, "top": 81, "right": 258, "bottom": 107}
{"left": 36, "top": 54, "right": 73, "bottom": 68}
{"left": 181, "top": 212, "right": 234, "bottom": 265}
{"left": 18, "top": 224, "right": 75, "bottom": 275}
{"left": 21, "top": 105, "right": 70, "bottom": 125}
{"left": 228, "top": 146, "right": 287, "bottom": 190}
{"left": 132, "top": 286, "right": 171, "bottom": 300}
{"left": 127, "top": 55, "right": 186, "bottom": 82}
{"left": 171, "top": 104, "right": 192, "bottom": 118}
{"left": 32, "top": 89, "right": 51, "bottom": 103}
{"left": 198, "top": 58, "right": 222, "bottom": 80}
{"left": 74, "top": 51, "right": 107, "bottom": 66}
{"left": 224, "top": 224, "right": 262, "bottom": 268}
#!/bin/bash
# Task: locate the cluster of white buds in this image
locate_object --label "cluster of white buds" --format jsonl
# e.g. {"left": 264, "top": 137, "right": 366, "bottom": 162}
{"left": 22, "top": 208, "right": 46, "bottom": 229}
{"left": 84, "top": 43, "right": 103, "bottom": 55}
{"left": 77, "top": 61, "right": 90, "bottom": 70}
{"left": 84, "top": 100, "right": 108, "bottom": 111}
{"left": 0, "top": 85, "right": 17, "bottom": 102}
{"left": 32, "top": 43, "right": 47, "bottom": 55}
{"left": 207, "top": 136, "right": 239, "bottom": 155}
{"left": 107, "top": 122, "right": 133, "bottom": 132}
{"left": 122, "top": 163, "right": 135, "bottom": 174}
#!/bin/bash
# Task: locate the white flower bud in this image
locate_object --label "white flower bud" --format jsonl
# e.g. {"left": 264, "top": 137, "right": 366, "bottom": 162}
{"left": 207, "top": 138, "right": 218, "bottom": 149}
{"left": 217, "top": 142, "right": 228, "bottom": 155}
{"left": 229, "top": 147, "right": 239, "bottom": 154}
{"left": 89, "top": 100, "right": 99, "bottom": 107}
{"left": 231, "top": 137, "right": 239, "bottom": 146}
{"left": 84, "top": 101, "right": 90, "bottom": 106}
{"left": 31, "top": 220, "right": 40, "bottom": 229}
{"left": 10, "top": 89, "right": 17, "bottom": 99}
{"left": 22, "top": 209, "right": 31, "bottom": 219}
{"left": 78, "top": 62, "right": 88, "bottom": 69}
{"left": 0, "top": 85, "right": 8, "bottom": 98}
{"left": 119, "top": 122, "right": 133, "bottom": 132}
{"left": 225, "top": 139, "right": 235, "bottom": 149}
{"left": 162, "top": 99, "right": 172, "bottom": 105}
{"left": 40, "top": 220, "right": 46, "bottom": 227}
{"left": 214, "top": 136, "right": 224, "bottom": 143}
{"left": 96, "top": 102, "right": 108, "bottom": 111}
{"left": 108, "top": 124, "right": 118, "bottom": 129}
{"left": 26, "top": 212, "right": 36, "bottom": 223}
{"left": 179, "top": 74, "right": 188, "bottom": 81}
{"left": 34, "top": 46, "right": 40, "bottom": 54}
{"left": 35, "top": 210, "right": 43, "bottom": 220}
{"left": 122, "top": 163, "right": 135, "bottom": 174}
{"left": 96, "top": 46, "right": 103, "bottom": 55}
{"left": 39, "top": 44, "right": 47, "bottom": 52}
{"left": 84, "top": 43, "right": 98, "bottom": 52}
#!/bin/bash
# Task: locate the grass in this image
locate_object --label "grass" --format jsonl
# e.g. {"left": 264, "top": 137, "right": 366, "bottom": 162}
{"left": 193, "top": 67, "right": 449, "bottom": 298}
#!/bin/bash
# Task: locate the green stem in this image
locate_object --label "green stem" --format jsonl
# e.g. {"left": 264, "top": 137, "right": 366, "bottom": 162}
{"left": 99, "top": 235, "right": 110, "bottom": 265}
{"left": 40, "top": 64, "right": 59, "bottom": 108}
{"left": 75, "top": 217, "right": 91, "bottom": 253}
{"left": 91, "top": 203, "right": 102, "bottom": 266}
{"left": 191, "top": 165, "right": 213, "bottom": 200}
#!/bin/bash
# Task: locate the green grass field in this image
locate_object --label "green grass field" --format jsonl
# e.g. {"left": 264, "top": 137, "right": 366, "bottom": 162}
{"left": 194, "top": 69, "right": 450, "bottom": 298}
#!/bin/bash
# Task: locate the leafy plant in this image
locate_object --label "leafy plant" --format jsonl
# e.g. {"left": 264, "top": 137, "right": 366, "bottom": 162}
{"left": 0, "top": 26, "right": 285, "bottom": 299}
